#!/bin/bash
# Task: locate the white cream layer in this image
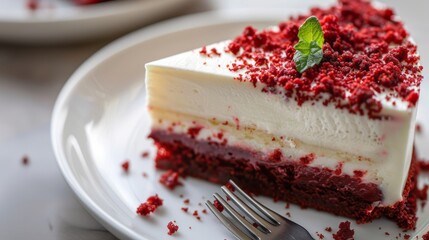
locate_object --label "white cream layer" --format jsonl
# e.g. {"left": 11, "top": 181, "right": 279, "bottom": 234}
{"left": 145, "top": 41, "right": 418, "bottom": 206}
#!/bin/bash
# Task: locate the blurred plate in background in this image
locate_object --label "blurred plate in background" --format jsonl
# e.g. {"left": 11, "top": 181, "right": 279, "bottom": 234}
{"left": 0, "top": 0, "right": 195, "bottom": 44}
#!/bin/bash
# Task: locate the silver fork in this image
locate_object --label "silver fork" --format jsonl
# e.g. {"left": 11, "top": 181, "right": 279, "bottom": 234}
{"left": 206, "top": 180, "right": 315, "bottom": 240}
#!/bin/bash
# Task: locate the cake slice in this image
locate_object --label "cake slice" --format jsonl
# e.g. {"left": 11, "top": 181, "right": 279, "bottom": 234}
{"left": 145, "top": 0, "right": 423, "bottom": 230}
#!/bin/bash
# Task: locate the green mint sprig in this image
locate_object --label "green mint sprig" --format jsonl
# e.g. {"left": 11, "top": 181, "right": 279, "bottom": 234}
{"left": 293, "top": 16, "right": 325, "bottom": 73}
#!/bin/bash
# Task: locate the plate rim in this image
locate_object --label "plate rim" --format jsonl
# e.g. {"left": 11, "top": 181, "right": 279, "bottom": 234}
{"left": 50, "top": 8, "right": 295, "bottom": 239}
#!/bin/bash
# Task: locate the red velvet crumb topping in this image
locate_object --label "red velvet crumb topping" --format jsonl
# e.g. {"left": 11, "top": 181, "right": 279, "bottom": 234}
{"left": 225, "top": 182, "right": 235, "bottom": 192}
{"left": 332, "top": 221, "right": 354, "bottom": 240}
{"left": 136, "top": 194, "right": 164, "bottom": 216}
{"left": 147, "top": 194, "right": 163, "bottom": 207}
{"left": 423, "top": 232, "right": 429, "bottom": 240}
{"left": 325, "top": 227, "right": 332, "bottom": 232}
{"left": 300, "top": 154, "right": 315, "bottom": 165}
{"left": 136, "top": 202, "right": 156, "bottom": 216}
{"left": 193, "top": 210, "right": 201, "bottom": 220}
{"left": 213, "top": 200, "right": 224, "bottom": 212}
{"left": 217, "top": 0, "right": 423, "bottom": 118}
{"left": 187, "top": 126, "right": 203, "bottom": 139}
{"left": 199, "top": 46, "right": 221, "bottom": 57}
{"left": 141, "top": 151, "right": 150, "bottom": 158}
{"left": 21, "top": 155, "right": 29, "bottom": 166}
{"left": 159, "top": 170, "right": 182, "bottom": 190}
{"left": 167, "top": 221, "right": 179, "bottom": 235}
{"left": 121, "top": 160, "right": 130, "bottom": 173}
{"left": 416, "top": 123, "right": 423, "bottom": 134}
{"left": 353, "top": 170, "right": 366, "bottom": 178}
{"left": 267, "top": 149, "right": 283, "bottom": 163}
{"left": 419, "top": 160, "right": 429, "bottom": 172}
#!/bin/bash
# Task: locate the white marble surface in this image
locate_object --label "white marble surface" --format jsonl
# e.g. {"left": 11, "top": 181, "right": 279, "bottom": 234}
{"left": 0, "top": 0, "right": 428, "bottom": 239}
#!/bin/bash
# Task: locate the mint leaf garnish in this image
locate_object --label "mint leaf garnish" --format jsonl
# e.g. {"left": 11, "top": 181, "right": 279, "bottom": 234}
{"left": 293, "top": 16, "right": 324, "bottom": 73}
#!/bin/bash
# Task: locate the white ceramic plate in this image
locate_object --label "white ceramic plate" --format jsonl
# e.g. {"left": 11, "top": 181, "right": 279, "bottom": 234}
{"left": 0, "top": 0, "right": 194, "bottom": 43}
{"left": 51, "top": 8, "right": 429, "bottom": 240}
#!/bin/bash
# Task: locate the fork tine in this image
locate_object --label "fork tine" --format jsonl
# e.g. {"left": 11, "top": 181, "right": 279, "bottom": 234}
{"left": 213, "top": 193, "right": 262, "bottom": 240}
{"left": 229, "top": 180, "right": 281, "bottom": 224}
{"left": 205, "top": 200, "right": 253, "bottom": 240}
{"left": 221, "top": 186, "right": 271, "bottom": 232}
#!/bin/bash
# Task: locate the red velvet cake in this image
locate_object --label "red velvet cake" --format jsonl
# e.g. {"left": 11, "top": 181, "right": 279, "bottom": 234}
{"left": 145, "top": 0, "right": 423, "bottom": 230}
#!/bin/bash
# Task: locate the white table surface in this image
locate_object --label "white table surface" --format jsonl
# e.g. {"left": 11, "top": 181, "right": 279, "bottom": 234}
{"left": 1, "top": 0, "right": 428, "bottom": 239}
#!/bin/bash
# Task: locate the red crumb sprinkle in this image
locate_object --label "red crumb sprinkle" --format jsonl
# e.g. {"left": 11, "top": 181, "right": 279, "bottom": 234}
{"left": 211, "top": 48, "right": 221, "bottom": 56}
{"left": 385, "top": 232, "right": 390, "bottom": 236}
{"left": 121, "top": 160, "right": 130, "bottom": 173}
{"left": 187, "top": 126, "right": 203, "bottom": 139}
{"left": 213, "top": 200, "right": 224, "bottom": 212}
{"left": 199, "top": 46, "right": 222, "bottom": 57}
{"left": 422, "top": 232, "right": 429, "bottom": 240}
{"left": 225, "top": 182, "right": 235, "bottom": 192}
{"left": 202, "top": 209, "right": 207, "bottom": 214}
{"left": 199, "top": 46, "right": 207, "bottom": 55}
{"left": 136, "top": 202, "right": 156, "bottom": 216}
{"left": 285, "top": 202, "right": 290, "bottom": 209}
{"left": 136, "top": 194, "right": 164, "bottom": 216}
{"left": 406, "top": 92, "right": 419, "bottom": 106}
{"left": 184, "top": 199, "right": 190, "bottom": 204}
{"left": 300, "top": 153, "right": 315, "bottom": 165}
{"left": 141, "top": 151, "right": 150, "bottom": 158}
{"left": 285, "top": 212, "right": 291, "bottom": 218}
{"left": 317, "top": 232, "right": 325, "bottom": 239}
{"left": 419, "top": 160, "right": 429, "bottom": 172}
{"left": 334, "top": 163, "right": 343, "bottom": 175}
{"left": 147, "top": 194, "right": 163, "bottom": 207}
{"left": 26, "top": 0, "right": 39, "bottom": 11}
{"left": 353, "top": 170, "right": 367, "bottom": 178}
{"left": 159, "top": 170, "right": 182, "bottom": 190}
{"left": 333, "top": 221, "right": 354, "bottom": 240}
{"left": 181, "top": 207, "right": 188, "bottom": 213}
{"left": 416, "top": 123, "right": 423, "bottom": 134}
{"left": 325, "top": 227, "right": 332, "bottom": 232}
{"left": 221, "top": 0, "right": 422, "bottom": 118}
{"left": 404, "top": 234, "right": 410, "bottom": 240}
{"left": 267, "top": 149, "right": 283, "bottom": 163}
{"left": 21, "top": 155, "right": 29, "bottom": 166}
{"left": 167, "top": 221, "right": 179, "bottom": 235}
{"left": 193, "top": 210, "right": 201, "bottom": 220}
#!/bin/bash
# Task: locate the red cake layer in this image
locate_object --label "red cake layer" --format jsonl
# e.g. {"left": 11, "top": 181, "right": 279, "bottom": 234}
{"left": 149, "top": 130, "right": 419, "bottom": 230}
